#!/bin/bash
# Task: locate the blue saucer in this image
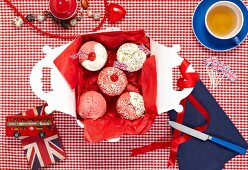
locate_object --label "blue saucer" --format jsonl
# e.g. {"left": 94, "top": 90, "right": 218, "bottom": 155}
{"left": 193, "top": 0, "right": 248, "bottom": 51}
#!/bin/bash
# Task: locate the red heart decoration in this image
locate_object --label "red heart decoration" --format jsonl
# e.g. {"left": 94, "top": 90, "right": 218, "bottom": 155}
{"left": 107, "top": 3, "right": 126, "bottom": 24}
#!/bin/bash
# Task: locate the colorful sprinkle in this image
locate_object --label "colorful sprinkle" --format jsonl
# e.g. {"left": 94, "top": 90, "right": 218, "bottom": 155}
{"left": 98, "top": 67, "right": 127, "bottom": 96}
{"left": 117, "top": 43, "right": 147, "bottom": 72}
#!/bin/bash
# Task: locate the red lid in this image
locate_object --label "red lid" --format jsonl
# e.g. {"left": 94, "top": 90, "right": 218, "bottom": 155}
{"left": 49, "top": 0, "right": 78, "bottom": 20}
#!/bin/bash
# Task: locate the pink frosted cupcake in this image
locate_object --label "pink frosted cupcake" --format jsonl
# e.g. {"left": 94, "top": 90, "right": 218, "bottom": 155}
{"left": 97, "top": 67, "right": 128, "bottom": 96}
{"left": 79, "top": 41, "right": 107, "bottom": 71}
{"left": 116, "top": 92, "right": 145, "bottom": 120}
{"left": 78, "top": 91, "right": 106, "bottom": 120}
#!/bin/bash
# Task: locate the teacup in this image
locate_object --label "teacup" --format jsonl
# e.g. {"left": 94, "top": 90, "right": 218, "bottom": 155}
{"left": 205, "top": 1, "right": 243, "bottom": 44}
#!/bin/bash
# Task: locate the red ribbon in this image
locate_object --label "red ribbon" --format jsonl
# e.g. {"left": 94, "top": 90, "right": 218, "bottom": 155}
{"left": 131, "top": 60, "right": 210, "bottom": 167}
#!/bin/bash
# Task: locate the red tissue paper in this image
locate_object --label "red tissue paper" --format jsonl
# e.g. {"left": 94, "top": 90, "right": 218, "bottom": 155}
{"left": 54, "top": 30, "right": 158, "bottom": 142}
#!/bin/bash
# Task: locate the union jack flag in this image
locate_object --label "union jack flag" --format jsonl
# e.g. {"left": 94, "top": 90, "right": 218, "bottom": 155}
{"left": 221, "top": 68, "right": 238, "bottom": 82}
{"left": 113, "top": 61, "right": 128, "bottom": 70}
{"left": 21, "top": 134, "right": 66, "bottom": 169}
{"left": 138, "top": 44, "right": 150, "bottom": 55}
{"left": 211, "top": 61, "right": 225, "bottom": 71}
{"left": 70, "top": 50, "right": 87, "bottom": 61}
{"left": 19, "top": 104, "right": 66, "bottom": 169}
{"left": 203, "top": 57, "right": 219, "bottom": 67}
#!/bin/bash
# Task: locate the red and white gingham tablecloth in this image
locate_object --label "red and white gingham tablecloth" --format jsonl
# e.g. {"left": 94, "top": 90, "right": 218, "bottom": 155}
{"left": 0, "top": 0, "right": 247, "bottom": 169}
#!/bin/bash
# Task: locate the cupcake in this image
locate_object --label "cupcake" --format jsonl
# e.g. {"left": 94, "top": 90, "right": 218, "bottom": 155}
{"left": 79, "top": 41, "right": 107, "bottom": 71}
{"left": 116, "top": 92, "right": 145, "bottom": 120}
{"left": 78, "top": 91, "right": 106, "bottom": 120}
{"left": 97, "top": 67, "right": 128, "bottom": 96}
{"left": 116, "top": 43, "right": 147, "bottom": 72}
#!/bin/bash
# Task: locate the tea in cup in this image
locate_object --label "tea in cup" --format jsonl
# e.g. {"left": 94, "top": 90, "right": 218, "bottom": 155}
{"left": 205, "top": 1, "right": 243, "bottom": 43}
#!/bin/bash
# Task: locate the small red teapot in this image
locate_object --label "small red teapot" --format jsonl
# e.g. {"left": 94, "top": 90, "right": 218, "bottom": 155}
{"left": 49, "top": 0, "right": 77, "bottom": 20}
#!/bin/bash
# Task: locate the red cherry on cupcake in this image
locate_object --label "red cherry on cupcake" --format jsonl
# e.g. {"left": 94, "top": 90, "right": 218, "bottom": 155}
{"left": 110, "top": 74, "right": 119, "bottom": 82}
{"left": 88, "top": 52, "right": 96, "bottom": 61}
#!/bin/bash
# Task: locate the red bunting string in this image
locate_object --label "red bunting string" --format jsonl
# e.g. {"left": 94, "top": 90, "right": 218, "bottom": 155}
{"left": 131, "top": 59, "right": 210, "bottom": 167}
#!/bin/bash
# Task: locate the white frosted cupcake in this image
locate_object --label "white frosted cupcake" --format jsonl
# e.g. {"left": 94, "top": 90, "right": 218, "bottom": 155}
{"left": 116, "top": 92, "right": 145, "bottom": 120}
{"left": 116, "top": 43, "right": 147, "bottom": 72}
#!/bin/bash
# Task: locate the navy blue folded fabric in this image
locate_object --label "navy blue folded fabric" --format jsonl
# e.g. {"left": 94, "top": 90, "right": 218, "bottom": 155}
{"left": 168, "top": 80, "right": 247, "bottom": 170}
